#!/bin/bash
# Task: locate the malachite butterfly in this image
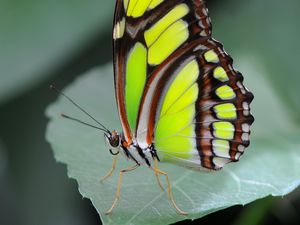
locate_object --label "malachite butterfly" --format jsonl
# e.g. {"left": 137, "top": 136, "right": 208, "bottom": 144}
{"left": 60, "top": 0, "right": 254, "bottom": 215}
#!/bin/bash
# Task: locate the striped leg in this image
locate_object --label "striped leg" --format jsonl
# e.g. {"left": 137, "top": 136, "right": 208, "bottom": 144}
{"left": 100, "top": 155, "right": 118, "bottom": 182}
{"left": 105, "top": 164, "right": 139, "bottom": 215}
{"left": 151, "top": 162, "right": 188, "bottom": 215}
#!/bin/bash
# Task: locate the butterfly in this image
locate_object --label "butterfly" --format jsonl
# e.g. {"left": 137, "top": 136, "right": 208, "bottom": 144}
{"left": 56, "top": 0, "right": 254, "bottom": 215}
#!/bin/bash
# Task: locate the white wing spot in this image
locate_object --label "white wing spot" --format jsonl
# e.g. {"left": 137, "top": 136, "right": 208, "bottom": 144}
{"left": 242, "top": 123, "right": 250, "bottom": 132}
{"left": 113, "top": 17, "right": 126, "bottom": 40}
{"left": 238, "top": 145, "right": 245, "bottom": 152}
{"left": 241, "top": 133, "right": 249, "bottom": 141}
{"left": 243, "top": 102, "right": 250, "bottom": 116}
{"left": 237, "top": 81, "right": 246, "bottom": 94}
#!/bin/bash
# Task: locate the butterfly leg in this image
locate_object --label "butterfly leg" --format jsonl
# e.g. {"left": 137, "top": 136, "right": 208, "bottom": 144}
{"left": 100, "top": 155, "right": 118, "bottom": 182}
{"left": 105, "top": 164, "right": 139, "bottom": 215}
{"left": 154, "top": 158, "right": 164, "bottom": 191}
{"left": 152, "top": 164, "right": 188, "bottom": 215}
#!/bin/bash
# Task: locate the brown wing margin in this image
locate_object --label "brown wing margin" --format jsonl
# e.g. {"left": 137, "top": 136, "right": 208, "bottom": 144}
{"left": 113, "top": 0, "right": 132, "bottom": 143}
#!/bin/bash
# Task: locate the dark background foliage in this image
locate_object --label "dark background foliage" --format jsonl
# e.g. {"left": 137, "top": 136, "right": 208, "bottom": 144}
{"left": 0, "top": 0, "right": 299, "bottom": 224}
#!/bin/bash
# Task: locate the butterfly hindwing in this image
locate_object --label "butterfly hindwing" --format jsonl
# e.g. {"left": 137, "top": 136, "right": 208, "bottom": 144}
{"left": 113, "top": 0, "right": 254, "bottom": 170}
{"left": 151, "top": 40, "right": 254, "bottom": 170}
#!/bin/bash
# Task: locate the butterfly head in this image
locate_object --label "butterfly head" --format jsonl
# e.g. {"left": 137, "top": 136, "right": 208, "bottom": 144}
{"left": 104, "top": 130, "right": 121, "bottom": 155}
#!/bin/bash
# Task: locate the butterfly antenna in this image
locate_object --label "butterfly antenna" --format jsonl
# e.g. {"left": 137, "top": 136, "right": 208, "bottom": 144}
{"left": 61, "top": 113, "right": 108, "bottom": 133}
{"left": 50, "top": 85, "right": 111, "bottom": 134}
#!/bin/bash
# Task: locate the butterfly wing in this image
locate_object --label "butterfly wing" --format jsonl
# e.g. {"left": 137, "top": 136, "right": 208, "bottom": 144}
{"left": 151, "top": 41, "right": 254, "bottom": 170}
{"left": 113, "top": 0, "right": 254, "bottom": 170}
{"left": 113, "top": 0, "right": 212, "bottom": 144}
{"left": 114, "top": 0, "right": 159, "bottom": 142}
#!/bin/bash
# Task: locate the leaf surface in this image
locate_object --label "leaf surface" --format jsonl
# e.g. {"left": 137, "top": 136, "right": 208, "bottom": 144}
{"left": 46, "top": 61, "right": 300, "bottom": 225}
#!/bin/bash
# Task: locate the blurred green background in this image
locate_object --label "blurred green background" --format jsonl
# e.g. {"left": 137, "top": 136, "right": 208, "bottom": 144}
{"left": 0, "top": 0, "right": 299, "bottom": 225}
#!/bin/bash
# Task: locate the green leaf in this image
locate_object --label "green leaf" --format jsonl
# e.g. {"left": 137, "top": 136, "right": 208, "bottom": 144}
{"left": 0, "top": 0, "right": 114, "bottom": 103}
{"left": 46, "top": 61, "right": 300, "bottom": 225}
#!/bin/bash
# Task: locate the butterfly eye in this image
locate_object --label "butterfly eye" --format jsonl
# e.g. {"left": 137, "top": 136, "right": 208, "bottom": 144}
{"left": 110, "top": 135, "right": 120, "bottom": 148}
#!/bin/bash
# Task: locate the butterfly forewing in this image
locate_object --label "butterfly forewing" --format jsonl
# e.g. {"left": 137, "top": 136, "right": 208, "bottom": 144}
{"left": 113, "top": 0, "right": 254, "bottom": 170}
